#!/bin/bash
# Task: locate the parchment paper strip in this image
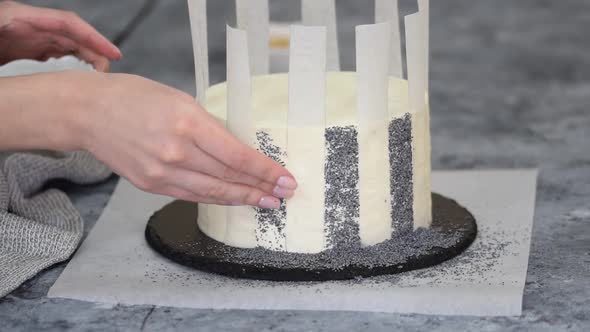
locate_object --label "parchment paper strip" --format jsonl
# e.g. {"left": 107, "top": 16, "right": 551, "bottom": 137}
{"left": 418, "top": 0, "right": 430, "bottom": 86}
{"left": 405, "top": 12, "right": 426, "bottom": 113}
{"left": 236, "top": 0, "right": 270, "bottom": 75}
{"left": 224, "top": 26, "right": 257, "bottom": 247}
{"left": 410, "top": 110, "right": 431, "bottom": 228}
{"left": 187, "top": 0, "right": 209, "bottom": 104}
{"left": 356, "top": 23, "right": 393, "bottom": 245}
{"left": 375, "top": 0, "right": 403, "bottom": 78}
{"left": 301, "top": 0, "right": 340, "bottom": 71}
{"left": 285, "top": 26, "right": 327, "bottom": 253}
{"left": 48, "top": 170, "right": 538, "bottom": 316}
{"left": 287, "top": 26, "right": 327, "bottom": 127}
{"left": 418, "top": 0, "right": 432, "bottom": 198}
{"left": 405, "top": 11, "right": 431, "bottom": 228}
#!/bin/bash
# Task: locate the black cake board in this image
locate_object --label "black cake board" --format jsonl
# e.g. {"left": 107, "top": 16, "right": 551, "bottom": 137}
{"left": 145, "top": 193, "right": 477, "bottom": 282}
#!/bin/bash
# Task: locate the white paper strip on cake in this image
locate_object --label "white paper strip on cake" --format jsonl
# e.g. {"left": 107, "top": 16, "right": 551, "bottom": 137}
{"left": 235, "top": 0, "right": 269, "bottom": 75}
{"left": 285, "top": 25, "right": 327, "bottom": 253}
{"left": 187, "top": 0, "right": 209, "bottom": 104}
{"left": 418, "top": 0, "right": 432, "bottom": 214}
{"left": 375, "top": 0, "right": 403, "bottom": 78}
{"left": 405, "top": 12, "right": 427, "bottom": 113}
{"left": 198, "top": 203, "right": 228, "bottom": 243}
{"left": 301, "top": 0, "right": 340, "bottom": 71}
{"left": 356, "top": 22, "right": 393, "bottom": 246}
{"left": 405, "top": 11, "right": 432, "bottom": 228}
{"left": 224, "top": 26, "right": 258, "bottom": 247}
{"left": 196, "top": 205, "right": 209, "bottom": 234}
{"left": 418, "top": 0, "right": 430, "bottom": 86}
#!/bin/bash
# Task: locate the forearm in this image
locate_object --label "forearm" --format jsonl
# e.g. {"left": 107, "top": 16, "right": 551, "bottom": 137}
{"left": 0, "top": 71, "right": 86, "bottom": 151}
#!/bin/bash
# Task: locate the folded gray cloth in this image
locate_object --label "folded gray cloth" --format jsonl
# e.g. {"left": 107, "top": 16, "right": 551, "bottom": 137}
{"left": 0, "top": 151, "right": 111, "bottom": 298}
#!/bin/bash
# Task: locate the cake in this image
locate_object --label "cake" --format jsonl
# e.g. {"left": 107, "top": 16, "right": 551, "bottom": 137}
{"left": 189, "top": 0, "right": 431, "bottom": 254}
{"left": 146, "top": 0, "right": 475, "bottom": 281}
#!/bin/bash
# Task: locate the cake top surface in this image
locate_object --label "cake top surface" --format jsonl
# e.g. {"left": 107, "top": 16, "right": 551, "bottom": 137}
{"left": 205, "top": 71, "right": 410, "bottom": 128}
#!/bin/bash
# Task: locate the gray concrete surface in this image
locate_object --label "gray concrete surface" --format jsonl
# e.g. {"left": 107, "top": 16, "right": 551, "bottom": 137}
{"left": 1, "top": 0, "right": 589, "bottom": 331}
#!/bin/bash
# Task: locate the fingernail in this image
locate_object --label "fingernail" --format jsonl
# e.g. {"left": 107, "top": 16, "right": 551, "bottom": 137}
{"left": 277, "top": 176, "right": 297, "bottom": 189}
{"left": 272, "top": 186, "right": 294, "bottom": 199}
{"left": 258, "top": 196, "right": 280, "bottom": 209}
{"left": 114, "top": 46, "right": 123, "bottom": 60}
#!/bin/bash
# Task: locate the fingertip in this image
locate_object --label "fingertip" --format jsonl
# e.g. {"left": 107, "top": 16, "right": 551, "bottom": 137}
{"left": 113, "top": 45, "right": 122, "bottom": 60}
{"left": 272, "top": 186, "right": 294, "bottom": 199}
{"left": 102, "top": 43, "right": 121, "bottom": 61}
{"left": 85, "top": 29, "right": 120, "bottom": 60}
{"left": 101, "top": 61, "right": 111, "bottom": 73}
{"left": 92, "top": 58, "right": 110, "bottom": 72}
{"left": 258, "top": 196, "right": 281, "bottom": 209}
{"left": 258, "top": 151, "right": 297, "bottom": 190}
{"left": 276, "top": 175, "right": 298, "bottom": 190}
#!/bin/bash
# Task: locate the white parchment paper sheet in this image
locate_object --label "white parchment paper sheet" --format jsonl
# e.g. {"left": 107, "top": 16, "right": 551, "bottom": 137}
{"left": 48, "top": 170, "right": 537, "bottom": 316}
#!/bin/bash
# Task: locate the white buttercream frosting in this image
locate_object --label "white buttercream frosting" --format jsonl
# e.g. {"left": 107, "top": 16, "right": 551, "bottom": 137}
{"left": 197, "top": 72, "right": 432, "bottom": 253}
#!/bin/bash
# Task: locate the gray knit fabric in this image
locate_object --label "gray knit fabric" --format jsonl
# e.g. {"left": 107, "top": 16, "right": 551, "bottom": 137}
{"left": 0, "top": 150, "right": 111, "bottom": 298}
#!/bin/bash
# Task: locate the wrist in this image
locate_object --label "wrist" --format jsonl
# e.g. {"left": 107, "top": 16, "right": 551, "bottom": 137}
{"left": 31, "top": 70, "right": 91, "bottom": 151}
{"left": 0, "top": 70, "right": 95, "bottom": 152}
{"left": 53, "top": 70, "right": 97, "bottom": 152}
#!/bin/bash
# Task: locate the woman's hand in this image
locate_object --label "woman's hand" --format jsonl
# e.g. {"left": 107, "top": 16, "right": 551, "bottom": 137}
{"left": 0, "top": 1, "right": 120, "bottom": 71}
{"left": 63, "top": 71, "right": 296, "bottom": 209}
